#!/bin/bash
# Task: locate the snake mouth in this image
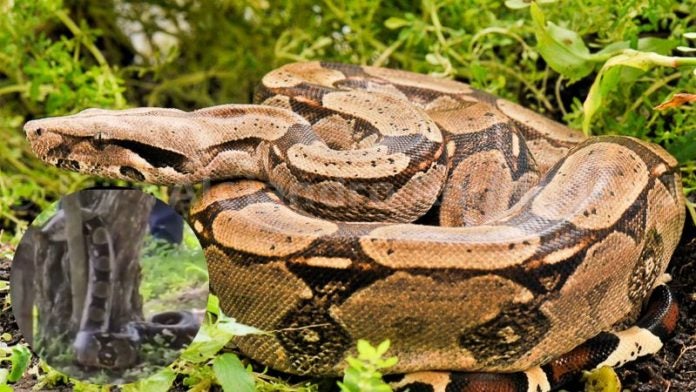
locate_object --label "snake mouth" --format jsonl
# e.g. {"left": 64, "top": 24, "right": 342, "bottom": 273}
{"left": 24, "top": 118, "right": 156, "bottom": 182}
{"left": 24, "top": 113, "right": 200, "bottom": 184}
{"left": 24, "top": 121, "right": 73, "bottom": 165}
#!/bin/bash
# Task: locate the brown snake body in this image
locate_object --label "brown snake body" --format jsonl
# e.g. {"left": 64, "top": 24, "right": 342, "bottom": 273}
{"left": 25, "top": 62, "right": 685, "bottom": 391}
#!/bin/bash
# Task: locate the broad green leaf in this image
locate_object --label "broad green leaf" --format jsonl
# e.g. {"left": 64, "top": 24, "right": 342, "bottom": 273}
{"left": 597, "top": 66, "right": 623, "bottom": 97}
{"left": 530, "top": 3, "right": 594, "bottom": 79}
{"left": 7, "top": 346, "right": 30, "bottom": 383}
{"left": 357, "top": 339, "right": 377, "bottom": 359}
{"left": 582, "top": 68, "right": 611, "bottom": 135}
{"left": 597, "top": 37, "right": 678, "bottom": 56}
{"left": 180, "top": 322, "right": 234, "bottom": 363}
{"left": 581, "top": 50, "right": 696, "bottom": 134}
{"left": 636, "top": 37, "right": 679, "bottom": 54}
{"left": 213, "top": 353, "right": 254, "bottom": 392}
{"left": 216, "top": 315, "right": 264, "bottom": 337}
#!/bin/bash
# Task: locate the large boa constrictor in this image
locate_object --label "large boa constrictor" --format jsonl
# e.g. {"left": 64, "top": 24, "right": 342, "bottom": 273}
{"left": 25, "top": 62, "right": 685, "bottom": 391}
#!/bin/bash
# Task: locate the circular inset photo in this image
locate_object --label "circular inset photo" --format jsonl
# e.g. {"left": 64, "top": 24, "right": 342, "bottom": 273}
{"left": 10, "top": 188, "right": 209, "bottom": 384}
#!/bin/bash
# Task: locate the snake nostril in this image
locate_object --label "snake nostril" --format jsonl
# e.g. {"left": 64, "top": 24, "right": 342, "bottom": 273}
{"left": 35, "top": 127, "right": 43, "bottom": 136}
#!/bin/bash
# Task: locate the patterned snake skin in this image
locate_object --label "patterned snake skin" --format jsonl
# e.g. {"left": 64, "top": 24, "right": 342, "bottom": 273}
{"left": 24, "top": 62, "right": 685, "bottom": 391}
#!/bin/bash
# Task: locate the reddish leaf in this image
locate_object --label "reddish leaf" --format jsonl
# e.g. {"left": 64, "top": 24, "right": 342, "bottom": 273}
{"left": 655, "top": 93, "right": 696, "bottom": 110}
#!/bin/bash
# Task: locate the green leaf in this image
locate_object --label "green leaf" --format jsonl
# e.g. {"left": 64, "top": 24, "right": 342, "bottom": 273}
{"left": 384, "top": 17, "right": 408, "bottom": 30}
{"left": 583, "top": 366, "right": 621, "bottom": 392}
{"left": 375, "top": 339, "right": 391, "bottom": 357}
{"left": 121, "top": 369, "right": 176, "bottom": 392}
{"left": 207, "top": 294, "right": 220, "bottom": 316}
{"left": 7, "top": 346, "right": 30, "bottom": 383}
{"left": 345, "top": 357, "right": 364, "bottom": 369}
{"left": 505, "top": 0, "right": 556, "bottom": 9}
{"left": 339, "top": 340, "right": 397, "bottom": 392}
{"left": 597, "top": 66, "right": 623, "bottom": 97}
{"left": 381, "top": 357, "right": 398, "bottom": 368}
{"left": 530, "top": 3, "right": 594, "bottom": 79}
{"left": 180, "top": 322, "right": 234, "bottom": 364}
{"left": 217, "top": 315, "right": 264, "bottom": 337}
{"left": 581, "top": 50, "right": 692, "bottom": 134}
{"left": 357, "top": 339, "right": 377, "bottom": 359}
{"left": 597, "top": 37, "right": 678, "bottom": 56}
{"left": 213, "top": 353, "right": 255, "bottom": 392}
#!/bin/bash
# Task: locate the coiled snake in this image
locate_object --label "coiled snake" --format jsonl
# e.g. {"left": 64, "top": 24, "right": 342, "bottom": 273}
{"left": 24, "top": 62, "right": 685, "bottom": 391}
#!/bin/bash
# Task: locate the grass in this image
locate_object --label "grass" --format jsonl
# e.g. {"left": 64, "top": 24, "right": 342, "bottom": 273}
{"left": 139, "top": 227, "right": 208, "bottom": 315}
{"left": 0, "top": 0, "right": 694, "bottom": 391}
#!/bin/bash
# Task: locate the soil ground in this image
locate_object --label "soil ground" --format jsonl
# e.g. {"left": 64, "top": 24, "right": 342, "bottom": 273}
{"left": 1, "top": 219, "right": 695, "bottom": 391}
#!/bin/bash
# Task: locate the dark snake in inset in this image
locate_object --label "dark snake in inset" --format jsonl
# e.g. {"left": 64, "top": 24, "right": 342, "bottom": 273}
{"left": 70, "top": 212, "right": 199, "bottom": 370}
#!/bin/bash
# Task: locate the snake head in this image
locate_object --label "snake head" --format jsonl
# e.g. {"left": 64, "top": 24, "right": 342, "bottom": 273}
{"left": 24, "top": 107, "right": 201, "bottom": 184}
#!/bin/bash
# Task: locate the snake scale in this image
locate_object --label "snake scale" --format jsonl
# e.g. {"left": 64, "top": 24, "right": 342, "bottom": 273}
{"left": 24, "top": 62, "right": 685, "bottom": 391}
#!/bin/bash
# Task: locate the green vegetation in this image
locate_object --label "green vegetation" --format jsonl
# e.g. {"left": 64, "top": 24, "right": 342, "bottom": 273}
{"left": 0, "top": 345, "right": 31, "bottom": 390}
{"left": 139, "top": 225, "right": 208, "bottom": 315}
{"left": 582, "top": 366, "right": 622, "bottom": 392}
{"left": 0, "top": 0, "right": 694, "bottom": 391}
{"left": 338, "top": 340, "right": 398, "bottom": 392}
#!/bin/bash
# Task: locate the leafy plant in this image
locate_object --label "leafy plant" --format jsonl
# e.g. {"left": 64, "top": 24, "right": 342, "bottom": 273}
{"left": 121, "top": 369, "right": 177, "bottom": 392}
{"left": 528, "top": 0, "right": 696, "bottom": 221}
{"left": 337, "top": 339, "right": 398, "bottom": 392}
{"left": 213, "top": 353, "right": 255, "bottom": 392}
{"left": 0, "top": 345, "right": 31, "bottom": 385}
{"left": 529, "top": 3, "right": 696, "bottom": 133}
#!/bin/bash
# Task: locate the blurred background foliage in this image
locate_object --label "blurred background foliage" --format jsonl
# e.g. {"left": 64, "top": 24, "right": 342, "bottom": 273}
{"left": 1, "top": 0, "right": 695, "bottom": 244}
